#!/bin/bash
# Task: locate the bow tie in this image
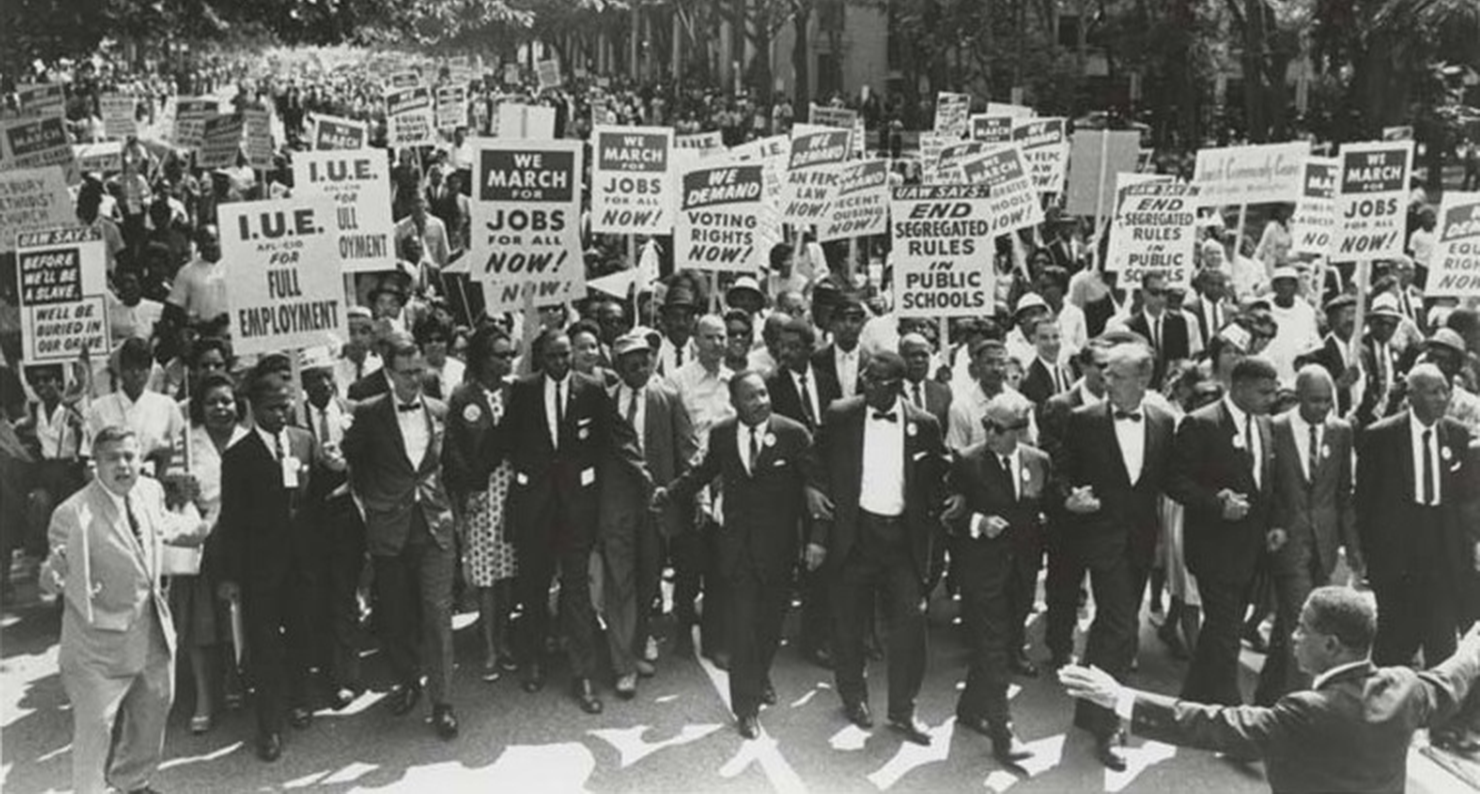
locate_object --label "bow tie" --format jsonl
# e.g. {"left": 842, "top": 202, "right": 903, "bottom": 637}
{"left": 1113, "top": 409, "right": 1143, "bottom": 422}
{"left": 872, "top": 410, "right": 898, "bottom": 423}
{"left": 398, "top": 402, "right": 422, "bottom": 413}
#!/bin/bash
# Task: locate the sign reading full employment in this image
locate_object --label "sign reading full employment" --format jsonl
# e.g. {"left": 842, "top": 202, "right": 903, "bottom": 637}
{"left": 675, "top": 160, "right": 766, "bottom": 272}
{"left": 291, "top": 151, "right": 395, "bottom": 273}
{"left": 1332, "top": 140, "right": 1413, "bottom": 262}
{"left": 470, "top": 139, "right": 585, "bottom": 310}
{"left": 591, "top": 126, "right": 675, "bottom": 235}
{"left": 960, "top": 146, "right": 1044, "bottom": 237}
{"left": 16, "top": 227, "right": 109, "bottom": 363}
{"left": 781, "top": 127, "right": 851, "bottom": 227}
{"left": 386, "top": 86, "right": 436, "bottom": 147}
{"left": 218, "top": 198, "right": 347, "bottom": 355}
{"left": 1289, "top": 157, "right": 1338, "bottom": 257}
{"left": 1105, "top": 181, "right": 1200, "bottom": 288}
{"left": 313, "top": 115, "right": 368, "bottom": 150}
{"left": 891, "top": 184, "right": 995, "bottom": 318}
{"left": 819, "top": 159, "right": 889, "bottom": 242}
{"left": 0, "top": 166, "right": 73, "bottom": 254}
{"left": 1192, "top": 141, "right": 1308, "bottom": 207}
{"left": 1427, "top": 193, "right": 1480, "bottom": 297}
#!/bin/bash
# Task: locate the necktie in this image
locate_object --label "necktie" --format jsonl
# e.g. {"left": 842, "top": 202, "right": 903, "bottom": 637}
{"left": 674, "top": 345, "right": 684, "bottom": 368}
{"left": 1307, "top": 423, "right": 1319, "bottom": 483}
{"left": 1052, "top": 365, "right": 1066, "bottom": 394}
{"left": 626, "top": 387, "right": 639, "bottom": 426}
{"left": 872, "top": 410, "right": 898, "bottom": 423}
{"left": 124, "top": 494, "right": 142, "bottom": 541}
{"left": 1152, "top": 317, "right": 1162, "bottom": 351}
{"left": 1209, "top": 303, "right": 1220, "bottom": 338}
{"left": 1244, "top": 415, "right": 1256, "bottom": 479}
{"left": 748, "top": 426, "right": 760, "bottom": 473}
{"left": 799, "top": 374, "right": 817, "bottom": 428}
{"left": 317, "top": 407, "right": 331, "bottom": 444}
{"left": 1377, "top": 344, "right": 1390, "bottom": 390}
{"left": 913, "top": 382, "right": 925, "bottom": 409}
{"left": 554, "top": 381, "right": 564, "bottom": 446}
{"left": 355, "top": 360, "right": 364, "bottom": 381}
{"left": 274, "top": 432, "right": 284, "bottom": 462}
{"left": 1422, "top": 428, "right": 1435, "bottom": 505}
{"left": 1001, "top": 454, "right": 1017, "bottom": 501}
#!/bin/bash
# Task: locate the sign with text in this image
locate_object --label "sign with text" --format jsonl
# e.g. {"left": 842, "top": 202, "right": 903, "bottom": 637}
{"left": 470, "top": 139, "right": 585, "bottom": 309}
{"left": 494, "top": 103, "right": 555, "bottom": 140}
{"left": 1105, "top": 181, "right": 1199, "bottom": 287}
{"left": 1193, "top": 141, "right": 1308, "bottom": 207}
{"left": 675, "top": 131, "right": 725, "bottom": 156}
{"left": 935, "top": 140, "right": 991, "bottom": 184}
{"left": 536, "top": 59, "right": 563, "bottom": 90}
{"left": 17, "top": 84, "right": 65, "bottom": 117}
{"left": 388, "top": 71, "right": 422, "bottom": 90}
{"left": 591, "top": 126, "right": 675, "bottom": 235}
{"left": 100, "top": 94, "right": 138, "bottom": 139}
{"left": 675, "top": 160, "right": 766, "bottom": 272}
{"left": 1289, "top": 157, "right": 1338, "bottom": 257}
{"left": 172, "top": 97, "right": 219, "bottom": 151}
{"left": 436, "top": 85, "right": 467, "bottom": 131}
{"left": 808, "top": 104, "right": 866, "bottom": 158}
{"left": 243, "top": 107, "right": 273, "bottom": 170}
{"left": 819, "top": 159, "right": 889, "bottom": 242}
{"left": 891, "top": 184, "right": 995, "bottom": 318}
{"left": 16, "top": 227, "right": 109, "bottom": 363}
{"left": 219, "top": 197, "right": 348, "bottom": 354}
{"left": 969, "top": 115, "right": 1014, "bottom": 145}
{"left": 1011, "top": 117, "right": 1069, "bottom": 194}
{"left": 198, "top": 114, "right": 245, "bottom": 169}
{"left": 933, "top": 92, "right": 971, "bottom": 141}
{"left": 291, "top": 151, "right": 395, "bottom": 273}
{"left": 781, "top": 127, "right": 851, "bottom": 227}
{"left": 1426, "top": 192, "right": 1480, "bottom": 297}
{"left": 0, "top": 114, "right": 77, "bottom": 184}
{"left": 386, "top": 86, "right": 436, "bottom": 147}
{"left": 0, "top": 166, "right": 73, "bottom": 253}
{"left": 312, "top": 114, "right": 368, "bottom": 150}
{"left": 1332, "top": 140, "right": 1413, "bottom": 262}
{"left": 74, "top": 142, "right": 121, "bottom": 174}
{"left": 960, "top": 146, "right": 1045, "bottom": 237}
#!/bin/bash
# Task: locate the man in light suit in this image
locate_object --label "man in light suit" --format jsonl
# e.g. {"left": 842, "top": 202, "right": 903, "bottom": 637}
{"left": 42, "top": 426, "right": 208, "bottom": 794}
{"left": 1063, "top": 586, "right": 1480, "bottom": 794}
{"left": 806, "top": 352, "right": 948, "bottom": 745}
{"left": 342, "top": 332, "right": 459, "bottom": 740}
{"left": 1255, "top": 365, "right": 1359, "bottom": 704}
{"left": 601, "top": 332, "right": 697, "bottom": 698}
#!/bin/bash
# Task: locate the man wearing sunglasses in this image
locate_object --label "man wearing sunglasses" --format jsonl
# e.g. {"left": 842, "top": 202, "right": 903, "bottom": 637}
{"left": 1125, "top": 272, "right": 1191, "bottom": 388}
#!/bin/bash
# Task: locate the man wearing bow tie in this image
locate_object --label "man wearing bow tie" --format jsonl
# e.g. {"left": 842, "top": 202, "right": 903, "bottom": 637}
{"left": 1055, "top": 342, "right": 1174, "bottom": 769}
{"left": 805, "top": 352, "right": 948, "bottom": 745}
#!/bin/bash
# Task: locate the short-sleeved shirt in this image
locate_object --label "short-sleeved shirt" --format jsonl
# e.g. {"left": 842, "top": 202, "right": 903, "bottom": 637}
{"left": 167, "top": 257, "right": 231, "bottom": 325}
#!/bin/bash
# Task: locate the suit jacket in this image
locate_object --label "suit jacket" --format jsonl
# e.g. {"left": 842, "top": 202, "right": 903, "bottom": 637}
{"left": 601, "top": 379, "right": 698, "bottom": 540}
{"left": 442, "top": 379, "right": 508, "bottom": 498}
{"left": 1037, "top": 384, "right": 1093, "bottom": 466}
{"left": 1129, "top": 650, "right": 1480, "bottom": 794}
{"left": 1184, "top": 294, "right": 1233, "bottom": 351}
{"left": 1297, "top": 335, "right": 1357, "bottom": 417}
{"left": 1355, "top": 335, "right": 1403, "bottom": 428}
{"left": 1018, "top": 357, "right": 1074, "bottom": 407}
{"left": 903, "top": 377, "right": 952, "bottom": 426}
{"left": 1355, "top": 413, "right": 1473, "bottom": 582}
{"left": 347, "top": 369, "right": 392, "bottom": 402}
{"left": 304, "top": 396, "right": 353, "bottom": 504}
{"left": 805, "top": 398, "right": 948, "bottom": 584}
{"left": 1056, "top": 399, "right": 1174, "bottom": 567}
{"left": 1126, "top": 311, "right": 1191, "bottom": 385}
{"left": 1168, "top": 400, "right": 1276, "bottom": 584}
{"left": 215, "top": 427, "right": 317, "bottom": 587}
{"left": 946, "top": 442, "right": 1051, "bottom": 554}
{"left": 767, "top": 366, "right": 831, "bottom": 432}
{"left": 1268, "top": 411, "right": 1357, "bottom": 580}
{"left": 342, "top": 394, "right": 455, "bottom": 555}
{"left": 666, "top": 414, "right": 811, "bottom": 581}
{"left": 811, "top": 344, "right": 867, "bottom": 410}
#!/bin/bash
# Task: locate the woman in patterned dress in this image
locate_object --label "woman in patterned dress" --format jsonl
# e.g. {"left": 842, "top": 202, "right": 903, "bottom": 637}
{"left": 445, "top": 324, "right": 519, "bottom": 680}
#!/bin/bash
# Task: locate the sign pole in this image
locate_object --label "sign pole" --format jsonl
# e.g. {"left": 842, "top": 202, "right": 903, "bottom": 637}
{"left": 1091, "top": 129, "right": 1111, "bottom": 271}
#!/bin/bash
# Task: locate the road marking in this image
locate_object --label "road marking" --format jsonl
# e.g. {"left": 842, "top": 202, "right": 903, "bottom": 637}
{"left": 696, "top": 641, "right": 808, "bottom": 793}
{"left": 1105, "top": 739, "right": 1177, "bottom": 792}
{"left": 865, "top": 717, "right": 956, "bottom": 790}
{"left": 589, "top": 723, "right": 724, "bottom": 768}
{"left": 829, "top": 724, "right": 870, "bottom": 751}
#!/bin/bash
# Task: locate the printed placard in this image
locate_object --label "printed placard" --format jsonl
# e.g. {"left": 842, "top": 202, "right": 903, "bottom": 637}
{"left": 172, "top": 97, "right": 219, "bottom": 151}
{"left": 198, "top": 114, "right": 245, "bottom": 169}
{"left": 1105, "top": 181, "right": 1199, "bottom": 287}
{"left": 436, "top": 85, "right": 467, "bottom": 131}
{"left": 891, "top": 184, "right": 995, "bottom": 318}
{"left": 291, "top": 151, "right": 395, "bottom": 273}
{"left": 1289, "top": 157, "right": 1338, "bottom": 257}
{"left": 74, "top": 142, "right": 121, "bottom": 174}
{"left": 536, "top": 59, "right": 563, "bottom": 90}
{"left": 0, "top": 166, "right": 73, "bottom": 253}
{"left": 1011, "top": 117, "right": 1069, "bottom": 194}
{"left": 17, "top": 84, "right": 66, "bottom": 117}
{"left": 675, "top": 131, "right": 725, "bottom": 155}
{"left": 818, "top": 159, "right": 889, "bottom": 242}
{"left": 808, "top": 104, "right": 866, "bottom": 158}
{"left": 388, "top": 71, "right": 422, "bottom": 90}
{"left": 969, "top": 115, "right": 1013, "bottom": 144}
{"left": 494, "top": 103, "right": 555, "bottom": 140}
{"left": 312, "top": 114, "right": 368, "bottom": 150}
{"left": 935, "top": 140, "right": 991, "bottom": 184}
{"left": 218, "top": 197, "right": 348, "bottom": 354}
{"left": 16, "top": 227, "right": 109, "bottom": 363}
{"left": 243, "top": 107, "right": 274, "bottom": 170}
{"left": 386, "top": 86, "right": 436, "bottom": 147}
{"left": 469, "top": 139, "right": 585, "bottom": 309}
{"left": 1332, "top": 140, "right": 1413, "bottom": 262}
{"left": 1192, "top": 142, "right": 1308, "bottom": 207}
{"left": 100, "top": 94, "right": 138, "bottom": 139}
{"left": 959, "top": 146, "right": 1045, "bottom": 237}
{"left": 933, "top": 92, "right": 971, "bottom": 141}
{"left": 674, "top": 160, "right": 766, "bottom": 272}
{"left": 591, "top": 126, "right": 675, "bottom": 235}
{"left": 781, "top": 127, "right": 851, "bottom": 227}
{"left": 0, "top": 114, "right": 77, "bottom": 184}
{"left": 1426, "top": 192, "right": 1480, "bottom": 297}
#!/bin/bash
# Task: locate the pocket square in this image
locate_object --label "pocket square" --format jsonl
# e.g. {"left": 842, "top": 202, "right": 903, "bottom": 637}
{"left": 911, "top": 451, "right": 928, "bottom": 462}
{"left": 772, "top": 459, "right": 787, "bottom": 467}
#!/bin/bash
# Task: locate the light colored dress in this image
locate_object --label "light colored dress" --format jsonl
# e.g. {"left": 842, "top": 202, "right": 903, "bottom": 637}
{"left": 1160, "top": 410, "right": 1200, "bottom": 607}
{"left": 169, "top": 423, "right": 247, "bottom": 645}
{"left": 463, "top": 389, "right": 516, "bottom": 586}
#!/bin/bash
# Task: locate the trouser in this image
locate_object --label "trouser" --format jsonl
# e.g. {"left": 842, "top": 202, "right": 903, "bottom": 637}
{"left": 670, "top": 522, "right": 725, "bottom": 655}
{"left": 955, "top": 537, "right": 1015, "bottom": 726}
{"left": 798, "top": 557, "right": 832, "bottom": 654}
{"left": 1071, "top": 546, "right": 1137, "bottom": 738}
{"left": 602, "top": 511, "right": 663, "bottom": 677}
{"left": 1005, "top": 533, "right": 1043, "bottom": 657}
{"left": 1183, "top": 575, "right": 1251, "bottom": 706}
{"left": 372, "top": 510, "right": 455, "bottom": 705}
{"left": 517, "top": 536, "right": 600, "bottom": 678}
{"left": 60, "top": 609, "right": 173, "bottom": 794}
{"left": 244, "top": 564, "right": 314, "bottom": 736}
{"left": 726, "top": 571, "right": 789, "bottom": 718}
{"left": 1371, "top": 572, "right": 1458, "bottom": 668}
{"left": 316, "top": 495, "right": 366, "bottom": 691}
{"left": 832, "top": 514, "right": 927, "bottom": 719}
{"left": 1043, "top": 527, "right": 1085, "bottom": 661}
{"left": 1255, "top": 549, "right": 1327, "bottom": 705}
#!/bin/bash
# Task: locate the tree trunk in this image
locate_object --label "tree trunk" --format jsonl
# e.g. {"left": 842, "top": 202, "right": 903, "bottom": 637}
{"left": 793, "top": 0, "right": 810, "bottom": 109}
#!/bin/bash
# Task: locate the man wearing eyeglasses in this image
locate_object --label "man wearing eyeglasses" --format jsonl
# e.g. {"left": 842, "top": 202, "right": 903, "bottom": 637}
{"left": 1124, "top": 272, "right": 1191, "bottom": 388}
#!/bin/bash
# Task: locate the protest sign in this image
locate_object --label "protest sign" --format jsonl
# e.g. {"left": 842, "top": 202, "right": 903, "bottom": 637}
{"left": 469, "top": 139, "right": 585, "bottom": 310}
{"left": 1011, "top": 117, "right": 1069, "bottom": 194}
{"left": 494, "top": 103, "right": 555, "bottom": 139}
{"left": 591, "top": 126, "right": 676, "bottom": 235}
{"left": 935, "top": 140, "right": 991, "bottom": 183}
{"left": 1192, "top": 141, "right": 1308, "bottom": 207}
{"left": 198, "top": 114, "right": 245, "bottom": 169}
{"left": 292, "top": 150, "right": 395, "bottom": 273}
{"left": 969, "top": 115, "right": 1013, "bottom": 145}
{"left": 1332, "top": 140, "right": 1413, "bottom": 262}
{"left": 1105, "top": 181, "right": 1199, "bottom": 287}
{"left": 0, "top": 114, "right": 78, "bottom": 184}
{"left": 386, "top": 86, "right": 436, "bottom": 147}
{"left": 731, "top": 135, "right": 788, "bottom": 257}
{"left": 986, "top": 102, "right": 1035, "bottom": 118}
{"left": 933, "top": 92, "right": 971, "bottom": 141}
{"left": 74, "top": 142, "right": 121, "bottom": 174}
{"left": 243, "top": 107, "right": 274, "bottom": 170}
{"left": 100, "top": 94, "right": 138, "bottom": 139}
{"left": 1289, "top": 157, "right": 1338, "bottom": 257}
{"left": 1427, "top": 192, "right": 1480, "bottom": 297}
{"left": 960, "top": 146, "right": 1045, "bottom": 237}
{"left": 0, "top": 166, "right": 73, "bottom": 253}
{"left": 388, "top": 71, "right": 422, "bottom": 90}
{"left": 312, "top": 114, "right": 368, "bottom": 150}
{"left": 1065, "top": 130, "right": 1142, "bottom": 217}
{"left": 15, "top": 227, "right": 109, "bottom": 363}
{"left": 436, "top": 85, "right": 467, "bottom": 131}
{"left": 818, "top": 159, "right": 889, "bottom": 242}
{"left": 1382, "top": 126, "right": 1414, "bottom": 141}
{"left": 780, "top": 127, "right": 851, "bottom": 227}
{"left": 218, "top": 197, "right": 348, "bottom": 355}
{"left": 674, "top": 159, "right": 766, "bottom": 272}
{"left": 536, "top": 59, "right": 563, "bottom": 90}
{"left": 675, "top": 131, "right": 725, "bottom": 155}
{"left": 808, "top": 104, "right": 866, "bottom": 158}
{"left": 503, "top": 63, "right": 521, "bottom": 85}
{"left": 919, "top": 131, "right": 946, "bottom": 179}
{"left": 891, "top": 184, "right": 995, "bottom": 318}
{"left": 172, "top": 97, "right": 219, "bottom": 151}
{"left": 18, "top": 84, "right": 66, "bottom": 117}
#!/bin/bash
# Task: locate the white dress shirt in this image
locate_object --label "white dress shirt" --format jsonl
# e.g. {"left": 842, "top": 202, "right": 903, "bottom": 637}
{"left": 835, "top": 346, "right": 862, "bottom": 400}
{"left": 656, "top": 336, "right": 697, "bottom": 376}
{"left": 395, "top": 397, "right": 431, "bottom": 469}
{"left": 1039, "top": 356, "right": 1070, "bottom": 394}
{"left": 255, "top": 425, "right": 287, "bottom": 461}
{"left": 1310, "top": 659, "right": 1370, "bottom": 690}
{"left": 1224, "top": 396, "right": 1263, "bottom": 489}
{"left": 1113, "top": 401, "right": 1147, "bottom": 485}
{"left": 544, "top": 374, "right": 571, "bottom": 449}
{"left": 33, "top": 401, "right": 82, "bottom": 460}
{"left": 1409, "top": 413, "right": 1443, "bottom": 506}
{"left": 1288, "top": 409, "right": 1324, "bottom": 483}
{"left": 859, "top": 398, "right": 906, "bottom": 516}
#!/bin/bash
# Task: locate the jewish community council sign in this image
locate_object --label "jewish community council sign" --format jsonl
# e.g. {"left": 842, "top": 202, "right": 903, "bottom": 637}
{"left": 1332, "top": 140, "right": 1413, "bottom": 262}
{"left": 591, "top": 126, "right": 676, "bottom": 235}
{"left": 470, "top": 139, "right": 586, "bottom": 310}
{"left": 675, "top": 160, "right": 766, "bottom": 272}
{"left": 218, "top": 198, "right": 348, "bottom": 355}
{"left": 1427, "top": 192, "right": 1480, "bottom": 297}
{"left": 291, "top": 150, "right": 395, "bottom": 273}
{"left": 1192, "top": 141, "right": 1308, "bottom": 207}
{"left": 891, "top": 184, "right": 995, "bottom": 318}
{"left": 16, "top": 227, "right": 109, "bottom": 363}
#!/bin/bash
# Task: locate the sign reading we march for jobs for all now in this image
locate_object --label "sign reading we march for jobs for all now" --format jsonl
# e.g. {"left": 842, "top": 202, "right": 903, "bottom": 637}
{"left": 16, "top": 227, "right": 109, "bottom": 363}
{"left": 591, "top": 126, "right": 675, "bottom": 235}
{"left": 1333, "top": 140, "right": 1413, "bottom": 262}
{"left": 470, "top": 139, "right": 586, "bottom": 311}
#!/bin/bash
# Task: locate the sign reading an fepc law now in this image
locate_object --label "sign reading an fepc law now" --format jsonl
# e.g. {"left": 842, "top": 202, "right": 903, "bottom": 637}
{"left": 819, "top": 159, "right": 889, "bottom": 242}
{"left": 781, "top": 127, "right": 851, "bottom": 226}
{"left": 16, "top": 227, "right": 109, "bottom": 363}
{"left": 591, "top": 126, "right": 675, "bottom": 235}
{"left": 218, "top": 198, "right": 347, "bottom": 355}
{"left": 313, "top": 115, "right": 368, "bottom": 150}
{"left": 675, "top": 160, "right": 766, "bottom": 272}
{"left": 1105, "top": 181, "right": 1199, "bottom": 288}
{"left": 1289, "top": 157, "right": 1338, "bottom": 257}
{"left": 291, "top": 151, "right": 394, "bottom": 273}
{"left": 1427, "top": 192, "right": 1480, "bottom": 297}
{"left": 1332, "top": 140, "right": 1413, "bottom": 262}
{"left": 470, "top": 139, "right": 585, "bottom": 311}
{"left": 1011, "top": 117, "right": 1069, "bottom": 194}
{"left": 891, "top": 184, "right": 995, "bottom": 318}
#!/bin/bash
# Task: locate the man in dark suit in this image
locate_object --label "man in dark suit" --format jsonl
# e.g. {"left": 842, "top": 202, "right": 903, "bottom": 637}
{"left": 1295, "top": 295, "right": 1361, "bottom": 418}
{"left": 811, "top": 296, "right": 870, "bottom": 407}
{"left": 1055, "top": 340, "right": 1174, "bottom": 769}
{"left": 1018, "top": 318, "right": 1074, "bottom": 407}
{"left": 1255, "top": 364, "right": 1359, "bottom": 705}
{"left": 601, "top": 332, "right": 697, "bottom": 698}
{"left": 1063, "top": 586, "right": 1480, "bottom": 794}
{"left": 1183, "top": 267, "right": 1234, "bottom": 352}
{"left": 654, "top": 371, "right": 811, "bottom": 739}
{"left": 1357, "top": 363, "right": 1474, "bottom": 670}
{"left": 346, "top": 340, "right": 394, "bottom": 402}
{"left": 1170, "top": 356, "right": 1279, "bottom": 711}
{"left": 1124, "top": 272, "right": 1191, "bottom": 387}
{"left": 216, "top": 369, "right": 320, "bottom": 761}
{"left": 1353, "top": 293, "right": 1406, "bottom": 428}
{"left": 899, "top": 332, "right": 951, "bottom": 424}
{"left": 943, "top": 396, "right": 1046, "bottom": 764}
{"left": 342, "top": 332, "right": 459, "bottom": 739}
{"left": 496, "top": 328, "right": 647, "bottom": 714}
{"left": 805, "top": 352, "right": 948, "bottom": 745}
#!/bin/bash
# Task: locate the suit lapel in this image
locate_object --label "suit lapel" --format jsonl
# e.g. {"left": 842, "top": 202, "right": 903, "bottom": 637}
{"left": 1101, "top": 402, "right": 1131, "bottom": 486}
{"left": 381, "top": 397, "right": 412, "bottom": 471}
{"left": 643, "top": 388, "right": 662, "bottom": 458}
{"left": 93, "top": 482, "right": 150, "bottom": 574}
{"left": 418, "top": 404, "right": 441, "bottom": 475}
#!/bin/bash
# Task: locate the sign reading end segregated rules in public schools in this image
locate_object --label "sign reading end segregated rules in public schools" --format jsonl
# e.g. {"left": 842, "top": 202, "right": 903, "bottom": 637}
{"left": 891, "top": 184, "right": 995, "bottom": 318}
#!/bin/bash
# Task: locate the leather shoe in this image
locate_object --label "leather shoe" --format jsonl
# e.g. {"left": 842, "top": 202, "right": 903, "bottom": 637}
{"left": 843, "top": 700, "right": 873, "bottom": 729}
{"left": 1096, "top": 734, "right": 1128, "bottom": 771}
{"left": 888, "top": 714, "right": 932, "bottom": 746}
{"left": 992, "top": 727, "right": 1033, "bottom": 763}
{"left": 330, "top": 687, "right": 357, "bottom": 710}
{"left": 956, "top": 712, "right": 996, "bottom": 737}
{"left": 804, "top": 646, "right": 834, "bottom": 669}
{"left": 574, "top": 679, "right": 604, "bottom": 715}
{"left": 432, "top": 704, "right": 458, "bottom": 740}
{"left": 1009, "top": 652, "right": 1039, "bottom": 678}
{"left": 760, "top": 680, "right": 777, "bottom": 707}
{"left": 737, "top": 714, "right": 761, "bottom": 740}
{"left": 288, "top": 706, "right": 312, "bottom": 729}
{"left": 257, "top": 732, "right": 282, "bottom": 762}
{"left": 635, "top": 659, "right": 656, "bottom": 678}
{"left": 389, "top": 685, "right": 422, "bottom": 717}
{"left": 615, "top": 673, "right": 638, "bottom": 700}
{"left": 522, "top": 663, "right": 545, "bottom": 693}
